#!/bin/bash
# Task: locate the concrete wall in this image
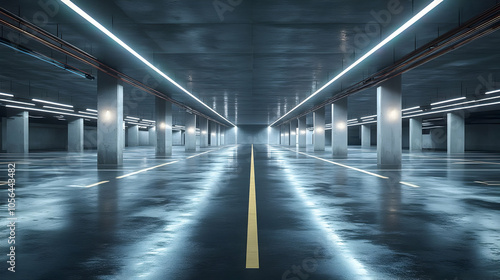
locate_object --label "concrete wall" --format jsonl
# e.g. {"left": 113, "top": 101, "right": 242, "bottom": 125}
{"left": 139, "top": 130, "right": 149, "bottom": 146}
{"left": 173, "top": 130, "right": 183, "bottom": 146}
{"left": 465, "top": 124, "right": 500, "bottom": 152}
{"left": 348, "top": 126, "right": 361, "bottom": 146}
{"left": 236, "top": 125, "right": 268, "bottom": 144}
{"left": 84, "top": 127, "right": 97, "bottom": 150}
{"left": 422, "top": 128, "right": 447, "bottom": 151}
{"left": 29, "top": 123, "right": 67, "bottom": 151}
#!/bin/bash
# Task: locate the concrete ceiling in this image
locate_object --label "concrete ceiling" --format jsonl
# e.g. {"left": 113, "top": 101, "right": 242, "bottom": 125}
{"left": 0, "top": 0, "right": 499, "bottom": 126}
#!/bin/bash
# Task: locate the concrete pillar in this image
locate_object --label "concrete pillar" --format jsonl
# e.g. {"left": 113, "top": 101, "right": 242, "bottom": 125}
{"left": 68, "top": 118, "right": 84, "bottom": 152}
{"left": 97, "top": 72, "right": 123, "bottom": 167}
{"left": 298, "top": 116, "right": 306, "bottom": 148}
{"left": 148, "top": 127, "right": 156, "bottom": 146}
{"left": 6, "top": 111, "right": 29, "bottom": 153}
{"left": 409, "top": 118, "right": 422, "bottom": 151}
{"left": 313, "top": 107, "right": 325, "bottom": 151}
{"left": 283, "top": 124, "right": 290, "bottom": 146}
{"left": 127, "top": 125, "right": 139, "bottom": 147}
{"left": 377, "top": 75, "right": 402, "bottom": 168}
{"left": 200, "top": 118, "right": 209, "bottom": 148}
{"left": 447, "top": 112, "right": 465, "bottom": 154}
{"left": 1, "top": 117, "right": 7, "bottom": 151}
{"left": 220, "top": 126, "right": 225, "bottom": 145}
{"left": 185, "top": 113, "right": 197, "bottom": 151}
{"left": 155, "top": 97, "right": 173, "bottom": 156}
{"left": 290, "top": 119, "right": 298, "bottom": 147}
{"left": 280, "top": 126, "right": 284, "bottom": 145}
{"left": 331, "top": 99, "right": 348, "bottom": 157}
{"left": 217, "top": 124, "right": 221, "bottom": 146}
{"left": 210, "top": 121, "right": 218, "bottom": 146}
{"left": 361, "top": 124, "right": 371, "bottom": 148}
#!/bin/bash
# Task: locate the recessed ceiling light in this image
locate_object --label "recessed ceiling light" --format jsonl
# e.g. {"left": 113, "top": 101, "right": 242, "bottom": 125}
{"left": 430, "top": 97, "right": 466, "bottom": 106}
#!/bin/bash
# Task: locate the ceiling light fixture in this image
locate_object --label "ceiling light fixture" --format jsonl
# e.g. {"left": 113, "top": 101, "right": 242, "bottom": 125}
{"left": 430, "top": 96, "right": 466, "bottom": 106}
{"left": 43, "top": 105, "right": 74, "bottom": 112}
{"left": 269, "top": 0, "right": 443, "bottom": 126}
{"left": 86, "top": 108, "right": 98, "bottom": 112}
{"left": 61, "top": 0, "right": 235, "bottom": 127}
{"left": 0, "top": 99, "right": 36, "bottom": 106}
{"left": 402, "top": 106, "right": 420, "bottom": 112}
{"left": 5, "top": 104, "right": 97, "bottom": 119}
{"left": 404, "top": 100, "right": 500, "bottom": 118}
{"left": 486, "top": 89, "right": 500, "bottom": 95}
{"left": 0, "top": 93, "right": 14, "bottom": 97}
{"left": 32, "top": 98, "right": 73, "bottom": 108}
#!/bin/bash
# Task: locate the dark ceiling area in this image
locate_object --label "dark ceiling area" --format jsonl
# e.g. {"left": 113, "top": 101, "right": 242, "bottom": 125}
{"left": 0, "top": 0, "right": 499, "bottom": 127}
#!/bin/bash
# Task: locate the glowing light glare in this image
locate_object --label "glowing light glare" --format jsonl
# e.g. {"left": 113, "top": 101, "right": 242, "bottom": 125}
{"left": 104, "top": 110, "right": 112, "bottom": 121}
{"left": 430, "top": 96, "right": 466, "bottom": 106}
{"left": 387, "top": 109, "right": 399, "bottom": 121}
{"left": 32, "top": 98, "right": 73, "bottom": 108}
{"left": 187, "top": 127, "right": 195, "bottom": 133}
{"left": 316, "top": 127, "right": 324, "bottom": 133}
{"left": 269, "top": 0, "right": 443, "bottom": 126}
{"left": 202, "top": 130, "right": 207, "bottom": 135}
{"left": 486, "top": 89, "right": 500, "bottom": 95}
{"left": 0, "top": 93, "right": 14, "bottom": 97}
{"left": 211, "top": 132, "right": 216, "bottom": 136}
{"left": 336, "top": 122, "right": 346, "bottom": 130}
{"left": 61, "top": 0, "right": 235, "bottom": 127}
{"left": 300, "top": 130, "right": 306, "bottom": 135}
{"left": 159, "top": 122, "right": 166, "bottom": 129}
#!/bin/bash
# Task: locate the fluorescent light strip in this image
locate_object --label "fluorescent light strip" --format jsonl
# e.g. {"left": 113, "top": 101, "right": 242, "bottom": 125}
{"left": 269, "top": 0, "right": 443, "bottom": 126}
{"left": 347, "top": 119, "right": 357, "bottom": 122}
{"left": 78, "top": 111, "right": 97, "bottom": 115}
{"left": 403, "top": 109, "right": 423, "bottom": 114}
{"left": 0, "top": 93, "right": 14, "bottom": 97}
{"left": 361, "top": 118, "right": 375, "bottom": 121}
{"left": 402, "top": 106, "right": 420, "bottom": 112}
{"left": 361, "top": 115, "right": 377, "bottom": 119}
{"left": 5, "top": 105, "right": 97, "bottom": 119}
{"left": 422, "top": 126, "right": 444, "bottom": 129}
{"left": 348, "top": 120, "right": 377, "bottom": 127}
{"left": 430, "top": 96, "right": 466, "bottom": 106}
{"left": 32, "top": 98, "right": 73, "bottom": 108}
{"left": 61, "top": 0, "right": 235, "bottom": 127}
{"left": 125, "top": 116, "right": 140, "bottom": 120}
{"left": 86, "top": 108, "right": 98, "bottom": 112}
{"left": 486, "top": 89, "right": 500, "bottom": 95}
{"left": 141, "top": 119, "right": 155, "bottom": 122}
{"left": 0, "top": 99, "right": 35, "bottom": 106}
{"left": 44, "top": 105, "right": 74, "bottom": 112}
{"left": 404, "top": 100, "right": 500, "bottom": 118}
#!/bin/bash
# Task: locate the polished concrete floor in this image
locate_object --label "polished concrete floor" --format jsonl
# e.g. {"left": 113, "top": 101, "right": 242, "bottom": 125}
{"left": 1, "top": 144, "right": 499, "bottom": 280}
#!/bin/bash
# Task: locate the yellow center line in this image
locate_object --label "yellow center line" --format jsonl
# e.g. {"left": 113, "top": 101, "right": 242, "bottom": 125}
{"left": 246, "top": 144, "right": 259, "bottom": 269}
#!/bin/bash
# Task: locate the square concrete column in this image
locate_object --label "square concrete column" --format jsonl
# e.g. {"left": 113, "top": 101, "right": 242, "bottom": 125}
{"left": 210, "top": 121, "right": 218, "bottom": 146}
{"left": 6, "top": 111, "right": 29, "bottom": 153}
{"left": 298, "top": 116, "right": 307, "bottom": 148}
{"left": 361, "top": 124, "right": 371, "bottom": 148}
{"left": 2, "top": 117, "right": 7, "bottom": 151}
{"left": 313, "top": 107, "right": 325, "bottom": 151}
{"left": 155, "top": 97, "right": 173, "bottom": 156}
{"left": 331, "top": 99, "right": 348, "bottom": 157}
{"left": 97, "top": 72, "right": 123, "bottom": 167}
{"left": 148, "top": 127, "right": 156, "bottom": 146}
{"left": 68, "top": 118, "right": 84, "bottom": 152}
{"left": 409, "top": 118, "right": 422, "bottom": 151}
{"left": 217, "top": 124, "right": 221, "bottom": 146}
{"left": 280, "top": 125, "right": 284, "bottom": 145}
{"left": 283, "top": 124, "right": 290, "bottom": 146}
{"left": 185, "top": 113, "right": 197, "bottom": 151}
{"left": 377, "top": 75, "right": 402, "bottom": 168}
{"left": 447, "top": 112, "right": 465, "bottom": 154}
{"left": 200, "top": 118, "right": 209, "bottom": 148}
{"left": 127, "top": 125, "right": 139, "bottom": 147}
{"left": 290, "top": 119, "right": 298, "bottom": 147}
{"left": 220, "top": 126, "right": 225, "bottom": 145}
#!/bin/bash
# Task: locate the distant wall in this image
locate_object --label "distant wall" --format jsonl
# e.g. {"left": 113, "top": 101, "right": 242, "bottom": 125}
{"left": 29, "top": 123, "right": 67, "bottom": 151}
{"left": 465, "top": 124, "right": 500, "bottom": 152}
{"left": 139, "top": 130, "right": 149, "bottom": 146}
{"left": 236, "top": 125, "right": 268, "bottom": 144}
